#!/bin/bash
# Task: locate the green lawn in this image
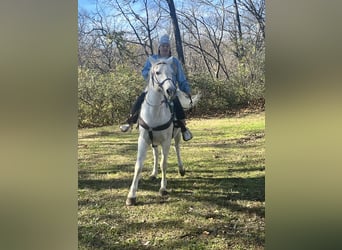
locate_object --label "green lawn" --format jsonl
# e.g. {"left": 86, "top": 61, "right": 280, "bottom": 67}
{"left": 78, "top": 112, "right": 265, "bottom": 249}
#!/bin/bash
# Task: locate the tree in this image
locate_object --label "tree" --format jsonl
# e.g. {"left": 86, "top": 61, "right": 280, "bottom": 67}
{"left": 239, "top": 0, "right": 265, "bottom": 50}
{"left": 113, "top": 0, "right": 162, "bottom": 56}
{"left": 178, "top": 1, "right": 230, "bottom": 79}
{"left": 233, "top": 0, "right": 245, "bottom": 60}
{"left": 166, "top": 0, "right": 185, "bottom": 65}
{"left": 78, "top": 7, "right": 130, "bottom": 72}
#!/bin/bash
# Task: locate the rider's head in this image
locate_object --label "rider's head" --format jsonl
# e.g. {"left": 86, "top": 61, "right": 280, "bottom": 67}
{"left": 158, "top": 34, "right": 171, "bottom": 58}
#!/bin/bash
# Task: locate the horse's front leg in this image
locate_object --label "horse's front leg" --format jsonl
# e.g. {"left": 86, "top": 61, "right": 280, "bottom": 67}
{"left": 159, "top": 141, "right": 171, "bottom": 196}
{"left": 174, "top": 129, "right": 185, "bottom": 176}
{"left": 126, "top": 138, "right": 148, "bottom": 206}
{"left": 150, "top": 145, "right": 158, "bottom": 180}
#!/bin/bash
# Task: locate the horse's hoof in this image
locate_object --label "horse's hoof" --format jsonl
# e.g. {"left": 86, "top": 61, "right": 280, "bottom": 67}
{"left": 126, "top": 197, "right": 136, "bottom": 206}
{"left": 159, "top": 190, "right": 169, "bottom": 196}
{"left": 149, "top": 175, "right": 157, "bottom": 181}
{"left": 179, "top": 169, "right": 185, "bottom": 176}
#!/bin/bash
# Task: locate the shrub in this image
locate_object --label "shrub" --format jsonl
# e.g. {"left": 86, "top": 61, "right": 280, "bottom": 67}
{"left": 188, "top": 72, "right": 264, "bottom": 116}
{"left": 78, "top": 66, "right": 143, "bottom": 128}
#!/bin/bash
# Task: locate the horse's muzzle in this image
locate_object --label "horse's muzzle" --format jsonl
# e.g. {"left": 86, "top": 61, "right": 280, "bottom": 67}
{"left": 166, "top": 87, "right": 176, "bottom": 99}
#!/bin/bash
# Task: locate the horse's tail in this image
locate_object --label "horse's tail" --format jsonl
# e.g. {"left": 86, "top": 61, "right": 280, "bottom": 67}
{"left": 177, "top": 89, "right": 201, "bottom": 111}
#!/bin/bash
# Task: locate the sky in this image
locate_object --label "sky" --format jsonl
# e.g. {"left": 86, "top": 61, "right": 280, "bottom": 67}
{"left": 78, "top": 0, "right": 96, "bottom": 12}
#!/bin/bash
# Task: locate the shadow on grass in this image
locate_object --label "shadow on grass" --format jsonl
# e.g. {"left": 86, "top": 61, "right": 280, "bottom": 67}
{"left": 79, "top": 208, "right": 264, "bottom": 249}
{"left": 79, "top": 163, "right": 133, "bottom": 177}
{"left": 170, "top": 176, "right": 264, "bottom": 216}
{"left": 79, "top": 219, "right": 186, "bottom": 250}
{"left": 79, "top": 176, "right": 132, "bottom": 191}
{"left": 79, "top": 129, "right": 128, "bottom": 139}
{"left": 79, "top": 173, "right": 264, "bottom": 216}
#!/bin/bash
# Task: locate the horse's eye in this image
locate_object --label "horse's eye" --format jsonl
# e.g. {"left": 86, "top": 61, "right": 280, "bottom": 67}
{"left": 156, "top": 71, "right": 161, "bottom": 75}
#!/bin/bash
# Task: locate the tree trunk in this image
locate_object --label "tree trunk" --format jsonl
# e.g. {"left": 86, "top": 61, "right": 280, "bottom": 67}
{"left": 233, "top": 0, "right": 244, "bottom": 60}
{"left": 166, "top": 0, "right": 185, "bottom": 65}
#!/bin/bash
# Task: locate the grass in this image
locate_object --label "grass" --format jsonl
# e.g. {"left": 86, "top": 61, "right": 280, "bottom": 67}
{"left": 78, "top": 112, "right": 265, "bottom": 249}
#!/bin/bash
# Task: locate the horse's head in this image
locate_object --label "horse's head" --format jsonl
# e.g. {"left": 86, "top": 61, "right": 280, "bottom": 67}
{"left": 149, "top": 56, "right": 176, "bottom": 100}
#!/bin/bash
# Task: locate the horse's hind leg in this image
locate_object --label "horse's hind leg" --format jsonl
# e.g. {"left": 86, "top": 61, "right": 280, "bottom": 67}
{"left": 150, "top": 146, "right": 158, "bottom": 180}
{"left": 174, "top": 130, "right": 185, "bottom": 176}
{"left": 126, "top": 139, "right": 148, "bottom": 206}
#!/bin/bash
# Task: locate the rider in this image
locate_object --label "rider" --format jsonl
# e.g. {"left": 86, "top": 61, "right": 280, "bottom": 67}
{"left": 120, "top": 34, "right": 193, "bottom": 141}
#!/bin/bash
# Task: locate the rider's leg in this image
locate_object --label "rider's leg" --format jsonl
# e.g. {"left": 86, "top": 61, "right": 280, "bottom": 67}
{"left": 120, "top": 92, "right": 146, "bottom": 132}
{"left": 173, "top": 96, "right": 193, "bottom": 141}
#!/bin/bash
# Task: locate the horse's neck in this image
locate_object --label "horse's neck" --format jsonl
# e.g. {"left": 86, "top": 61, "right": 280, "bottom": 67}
{"left": 145, "top": 86, "right": 164, "bottom": 106}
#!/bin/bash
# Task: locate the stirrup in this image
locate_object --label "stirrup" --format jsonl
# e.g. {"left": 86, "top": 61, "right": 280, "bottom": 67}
{"left": 182, "top": 128, "right": 193, "bottom": 141}
{"left": 120, "top": 124, "right": 132, "bottom": 132}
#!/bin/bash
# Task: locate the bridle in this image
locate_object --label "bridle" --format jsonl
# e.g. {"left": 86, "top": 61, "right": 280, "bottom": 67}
{"left": 151, "top": 62, "right": 176, "bottom": 91}
{"left": 152, "top": 76, "right": 174, "bottom": 88}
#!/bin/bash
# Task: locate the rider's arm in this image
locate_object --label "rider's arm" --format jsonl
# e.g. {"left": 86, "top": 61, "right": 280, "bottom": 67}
{"left": 174, "top": 58, "right": 191, "bottom": 95}
{"left": 141, "top": 60, "right": 151, "bottom": 81}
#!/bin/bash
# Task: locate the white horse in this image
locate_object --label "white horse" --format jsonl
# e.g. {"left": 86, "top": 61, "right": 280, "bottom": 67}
{"left": 126, "top": 56, "right": 178, "bottom": 206}
{"left": 149, "top": 89, "right": 201, "bottom": 180}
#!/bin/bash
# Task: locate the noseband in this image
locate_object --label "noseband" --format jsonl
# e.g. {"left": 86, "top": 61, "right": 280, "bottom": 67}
{"left": 153, "top": 77, "right": 174, "bottom": 87}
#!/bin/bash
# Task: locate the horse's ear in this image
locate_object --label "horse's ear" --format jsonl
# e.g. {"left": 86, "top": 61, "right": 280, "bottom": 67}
{"left": 149, "top": 56, "right": 157, "bottom": 65}
{"left": 166, "top": 56, "right": 174, "bottom": 65}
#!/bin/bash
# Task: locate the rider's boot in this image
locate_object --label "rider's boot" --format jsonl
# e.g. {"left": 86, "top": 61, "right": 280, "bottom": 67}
{"left": 179, "top": 119, "right": 193, "bottom": 141}
{"left": 120, "top": 115, "right": 135, "bottom": 132}
{"left": 120, "top": 92, "right": 146, "bottom": 132}
{"left": 120, "top": 123, "right": 132, "bottom": 132}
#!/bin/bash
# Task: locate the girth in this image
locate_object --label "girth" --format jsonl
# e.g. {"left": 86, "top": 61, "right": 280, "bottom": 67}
{"left": 138, "top": 116, "right": 173, "bottom": 147}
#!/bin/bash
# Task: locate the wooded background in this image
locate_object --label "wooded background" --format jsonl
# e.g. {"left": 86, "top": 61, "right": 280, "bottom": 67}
{"left": 78, "top": 0, "right": 265, "bottom": 128}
